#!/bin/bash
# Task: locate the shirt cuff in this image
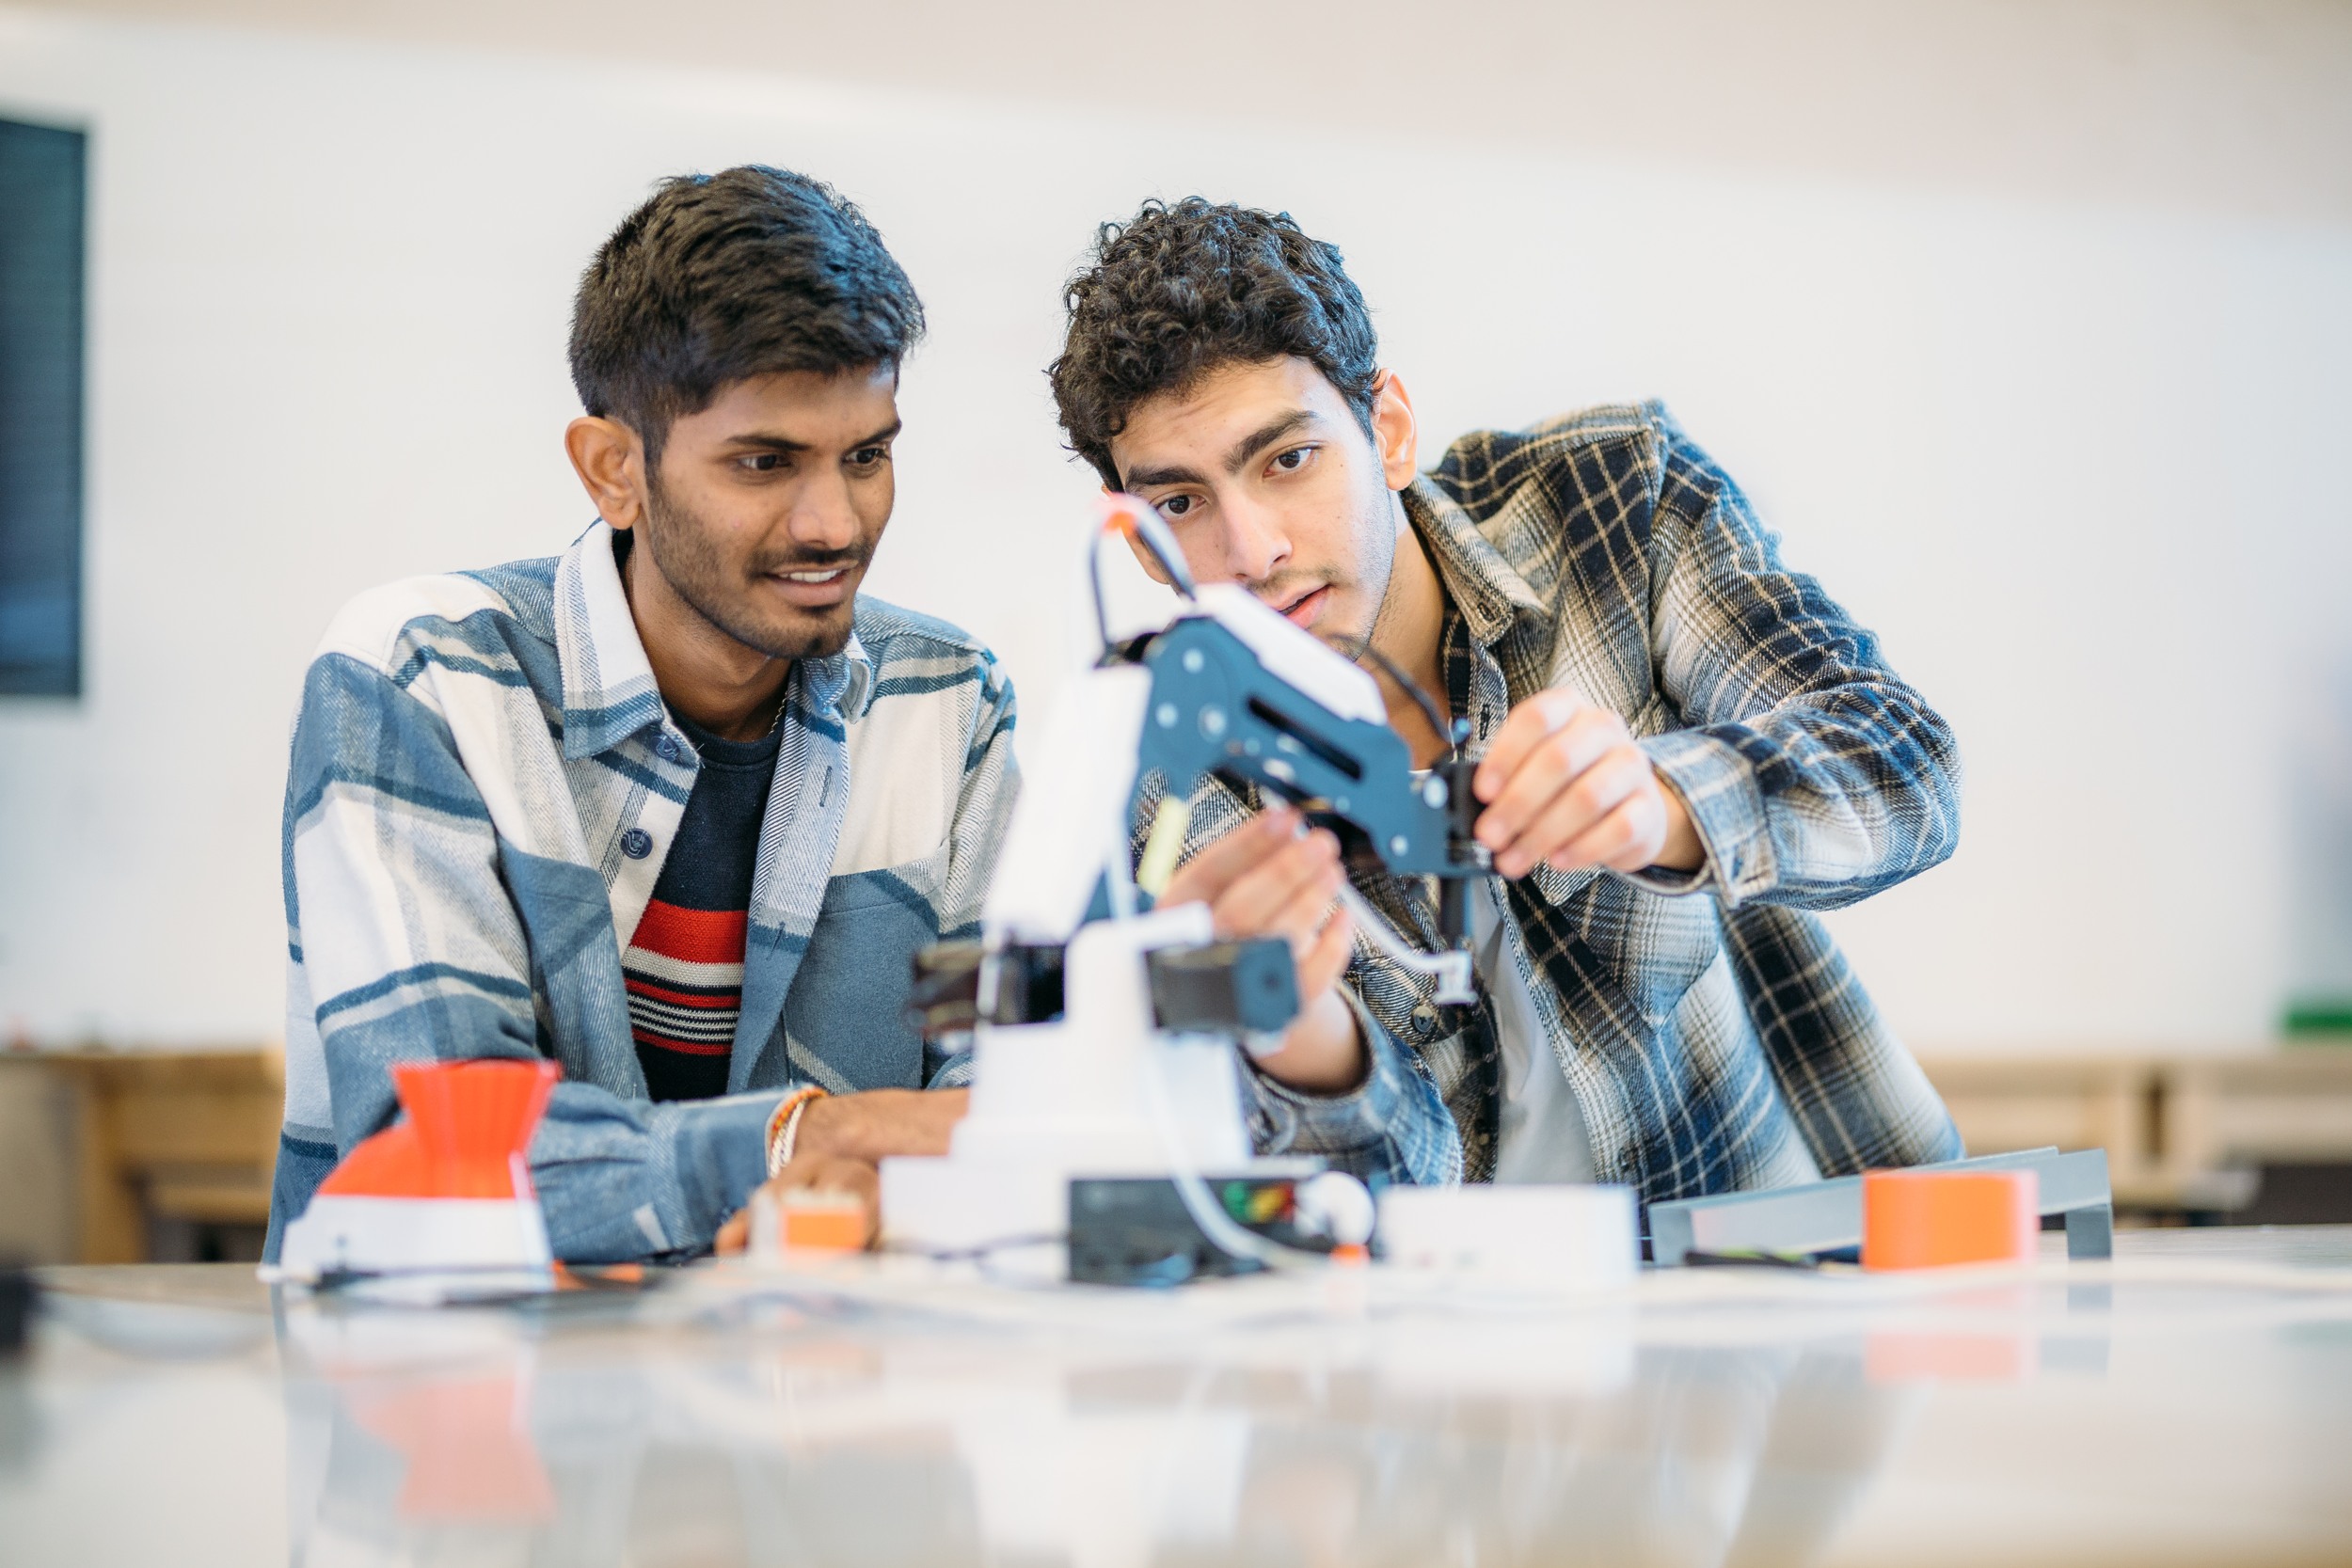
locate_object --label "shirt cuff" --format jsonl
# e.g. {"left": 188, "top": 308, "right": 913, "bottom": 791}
{"left": 650, "top": 1088, "right": 791, "bottom": 1254}
{"left": 1633, "top": 729, "right": 1777, "bottom": 906}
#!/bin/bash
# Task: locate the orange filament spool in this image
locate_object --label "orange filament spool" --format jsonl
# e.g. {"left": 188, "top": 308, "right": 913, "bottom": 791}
{"left": 1862, "top": 1168, "right": 2040, "bottom": 1271}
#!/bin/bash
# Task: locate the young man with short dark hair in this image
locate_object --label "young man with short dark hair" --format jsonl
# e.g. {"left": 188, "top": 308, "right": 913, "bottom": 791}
{"left": 1052, "top": 198, "right": 1966, "bottom": 1200}
{"left": 266, "top": 168, "right": 999, "bottom": 1262}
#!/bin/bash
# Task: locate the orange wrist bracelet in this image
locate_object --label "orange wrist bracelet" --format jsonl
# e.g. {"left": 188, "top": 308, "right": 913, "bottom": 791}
{"left": 764, "top": 1085, "right": 829, "bottom": 1177}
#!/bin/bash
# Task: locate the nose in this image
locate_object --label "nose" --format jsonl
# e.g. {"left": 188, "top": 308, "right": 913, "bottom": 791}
{"left": 1209, "top": 493, "right": 1290, "bottom": 586}
{"left": 788, "top": 467, "right": 862, "bottom": 555}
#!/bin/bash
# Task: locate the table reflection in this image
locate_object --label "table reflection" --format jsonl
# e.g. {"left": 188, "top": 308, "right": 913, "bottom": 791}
{"left": 274, "top": 1284, "right": 1941, "bottom": 1568}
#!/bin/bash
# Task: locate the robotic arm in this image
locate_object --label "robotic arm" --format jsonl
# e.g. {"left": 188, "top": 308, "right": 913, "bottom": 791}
{"left": 1125, "top": 582, "right": 1487, "bottom": 1005}
{"left": 919, "top": 496, "right": 1486, "bottom": 1036}
{"left": 889, "top": 498, "right": 1486, "bottom": 1277}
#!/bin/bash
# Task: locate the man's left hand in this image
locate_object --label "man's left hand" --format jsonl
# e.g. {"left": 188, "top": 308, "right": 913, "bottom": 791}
{"left": 1470, "top": 688, "right": 1705, "bottom": 878}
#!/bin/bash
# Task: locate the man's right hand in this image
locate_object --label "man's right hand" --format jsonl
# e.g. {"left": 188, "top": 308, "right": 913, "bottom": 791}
{"left": 794, "top": 1086, "right": 968, "bottom": 1163}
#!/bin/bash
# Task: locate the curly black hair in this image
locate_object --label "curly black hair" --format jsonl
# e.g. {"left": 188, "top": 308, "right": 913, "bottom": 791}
{"left": 1049, "top": 198, "right": 1379, "bottom": 490}
{"left": 570, "top": 166, "right": 925, "bottom": 468}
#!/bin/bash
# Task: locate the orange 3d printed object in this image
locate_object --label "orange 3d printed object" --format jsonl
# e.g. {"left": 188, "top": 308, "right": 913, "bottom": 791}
{"left": 272, "top": 1059, "right": 561, "bottom": 1287}
{"left": 1861, "top": 1168, "right": 2041, "bottom": 1271}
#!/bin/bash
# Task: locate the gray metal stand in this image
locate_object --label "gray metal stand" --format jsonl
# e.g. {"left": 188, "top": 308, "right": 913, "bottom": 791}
{"left": 1647, "top": 1147, "right": 2114, "bottom": 1266}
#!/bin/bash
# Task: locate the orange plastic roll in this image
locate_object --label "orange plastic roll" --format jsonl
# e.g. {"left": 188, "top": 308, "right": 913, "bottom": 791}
{"left": 781, "top": 1191, "right": 870, "bottom": 1253}
{"left": 1861, "top": 1168, "right": 2040, "bottom": 1271}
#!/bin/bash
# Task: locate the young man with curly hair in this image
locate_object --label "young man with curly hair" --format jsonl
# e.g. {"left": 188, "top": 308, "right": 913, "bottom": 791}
{"left": 1050, "top": 199, "right": 1966, "bottom": 1200}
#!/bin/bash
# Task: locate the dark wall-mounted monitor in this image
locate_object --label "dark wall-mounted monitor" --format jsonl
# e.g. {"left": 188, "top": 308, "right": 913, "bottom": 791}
{"left": 0, "top": 117, "right": 87, "bottom": 698}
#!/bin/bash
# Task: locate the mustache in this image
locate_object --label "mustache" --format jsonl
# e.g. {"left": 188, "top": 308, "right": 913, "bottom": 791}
{"left": 1252, "top": 575, "right": 1327, "bottom": 610}
{"left": 1251, "top": 573, "right": 1327, "bottom": 606}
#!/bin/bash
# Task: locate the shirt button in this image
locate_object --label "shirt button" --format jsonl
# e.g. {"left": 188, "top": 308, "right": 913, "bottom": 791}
{"left": 1411, "top": 1003, "right": 1439, "bottom": 1037}
{"left": 620, "top": 828, "right": 654, "bottom": 860}
{"left": 655, "top": 734, "right": 684, "bottom": 763}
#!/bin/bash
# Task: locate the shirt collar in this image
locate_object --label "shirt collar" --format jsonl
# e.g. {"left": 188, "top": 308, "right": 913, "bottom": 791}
{"left": 1403, "top": 476, "right": 1549, "bottom": 648}
{"left": 795, "top": 632, "right": 875, "bottom": 732}
{"left": 550, "top": 519, "right": 875, "bottom": 759}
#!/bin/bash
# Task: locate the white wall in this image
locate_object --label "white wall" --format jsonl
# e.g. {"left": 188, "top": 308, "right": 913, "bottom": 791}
{"left": 0, "top": 6, "right": 2346, "bottom": 1052}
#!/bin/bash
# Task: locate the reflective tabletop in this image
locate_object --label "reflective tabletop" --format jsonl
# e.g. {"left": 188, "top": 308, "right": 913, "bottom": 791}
{"left": 5, "top": 1227, "right": 2351, "bottom": 1566}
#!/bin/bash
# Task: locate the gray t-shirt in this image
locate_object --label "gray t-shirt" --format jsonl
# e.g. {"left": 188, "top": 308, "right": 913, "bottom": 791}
{"left": 1471, "top": 879, "right": 1597, "bottom": 1183}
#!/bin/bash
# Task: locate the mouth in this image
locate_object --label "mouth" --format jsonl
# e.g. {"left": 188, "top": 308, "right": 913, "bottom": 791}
{"left": 764, "top": 563, "right": 858, "bottom": 609}
{"left": 1271, "top": 584, "right": 1330, "bottom": 631}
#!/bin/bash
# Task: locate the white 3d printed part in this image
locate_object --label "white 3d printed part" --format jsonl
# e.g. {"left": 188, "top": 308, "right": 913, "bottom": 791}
{"left": 277, "top": 1194, "right": 553, "bottom": 1280}
{"left": 882, "top": 904, "right": 1271, "bottom": 1255}
{"left": 1377, "top": 1184, "right": 1639, "bottom": 1290}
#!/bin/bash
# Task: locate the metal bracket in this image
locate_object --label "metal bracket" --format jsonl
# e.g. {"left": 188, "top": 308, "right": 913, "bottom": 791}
{"left": 1647, "top": 1146, "right": 2114, "bottom": 1266}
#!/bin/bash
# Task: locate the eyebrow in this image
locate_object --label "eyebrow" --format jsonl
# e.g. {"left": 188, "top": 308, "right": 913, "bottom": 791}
{"left": 1121, "top": 408, "right": 1323, "bottom": 491}
{"left": 1221, "top": 409, "right": 1320, "bottom": 475}
{"left": 719, "top": 419, "right": 902, "bottom": 455}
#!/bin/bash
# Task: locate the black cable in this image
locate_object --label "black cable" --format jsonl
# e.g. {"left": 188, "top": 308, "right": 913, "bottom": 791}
{"left": 1090, "top": 503, "right": 1196, "bottom": 659}
{"left": 1127, "top": 506, "right": 1198, "bottom": 599}
{"left": 1328, "top": 634, "right": 1468, "bottom": 758}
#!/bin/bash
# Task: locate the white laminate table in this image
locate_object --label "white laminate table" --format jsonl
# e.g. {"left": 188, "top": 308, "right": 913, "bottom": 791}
{"left": 5, "top": 1227, "right": 2351, "bottom": 1566}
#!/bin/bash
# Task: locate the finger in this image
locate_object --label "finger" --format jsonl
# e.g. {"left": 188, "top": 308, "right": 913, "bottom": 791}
{"left": 1471, "top": 688, "right": 1590, "bottom": 803}
{"left": 1159, "top": 805, "right": 1300, "bottom": 908}
{"left": 1209, "top": 831, "right": 1342, "bottom": 938}
{"left": 920, "top": 1086, "right": 971, "bottom": 1153}
{"left": 1294, "top": 907, "right": 1356, "bottom": 1000}
{"left": 1542, "top": 775, "right": 1669, "bottom": 876}
{"left": 1495, "top": 744, "right": 1652, "bottom": 876}
{"left": 1250, "top": 859, "right": 1347, "bottom": 954}
{"left": 1202, "top": 827, "right": 1336, "bottom": 936}
{"left": 715, "top": 1208, "right": 750, "bottom": 1256}
{"left": 779, "top": 1151, "right": 878, "bottom": 1195}
{"left": 1476, "top": 705, "right": 1628, "bottom": 852}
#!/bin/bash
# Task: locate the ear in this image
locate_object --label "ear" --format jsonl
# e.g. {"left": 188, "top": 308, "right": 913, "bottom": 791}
{"left": 564, "top": 416, "right": 649, "bottom": 531}
{"left": 1369, "top": 370, "right": 1419, "bottom": 492}
{"left": 1106, "top": 485, "right": 1174, "bottom": 586}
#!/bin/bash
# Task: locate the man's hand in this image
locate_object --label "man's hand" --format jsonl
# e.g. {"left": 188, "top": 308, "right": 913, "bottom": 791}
{"left": 1471, "top": 689, "right": 1705, "bottom": 878}
{"left": 1159, "top": 804, "right": 1364, "bottom": 1094}
{"left": 713, "top": 1151, "right": 881, "bottom": 1255}
{"left": 794, "top": 1087, "right": 968, "bottom": 1164}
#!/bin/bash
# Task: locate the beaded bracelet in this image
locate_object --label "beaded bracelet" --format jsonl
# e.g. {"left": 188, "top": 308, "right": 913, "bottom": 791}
{"left": 764, "top": 1085, "right": 829, "bottom": 1178}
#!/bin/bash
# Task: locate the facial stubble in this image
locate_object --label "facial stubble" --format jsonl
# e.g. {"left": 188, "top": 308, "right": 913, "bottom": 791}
{"left": 639, "top": 470, "right": 870, "bottom": 662}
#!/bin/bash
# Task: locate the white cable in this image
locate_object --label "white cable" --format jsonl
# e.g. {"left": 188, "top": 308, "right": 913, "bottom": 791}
{"left": 1137, "top": 1032, "right": 1325, "bottom": 1275}
{"left": 1334, "top": 883, "right": 1477, "bottom": 1006}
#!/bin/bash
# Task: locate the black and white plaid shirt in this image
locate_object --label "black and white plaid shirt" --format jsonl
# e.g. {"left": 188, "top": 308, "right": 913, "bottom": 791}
{"left": 1142, "top": 402, "right": 1964, "bottom": 1202}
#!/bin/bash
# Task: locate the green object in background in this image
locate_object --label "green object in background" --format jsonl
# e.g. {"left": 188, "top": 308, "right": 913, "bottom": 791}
{"left": 2284, "top": 999, "right": 2352, "bottom": 1040}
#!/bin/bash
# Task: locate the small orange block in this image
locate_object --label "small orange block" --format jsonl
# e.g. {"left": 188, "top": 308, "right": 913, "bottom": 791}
{"left": 781, "top": 1193, "right": 869, "bottom": 1253}
{"left": 1862, "top": 1169, "right": 2039, "bottom": 1271}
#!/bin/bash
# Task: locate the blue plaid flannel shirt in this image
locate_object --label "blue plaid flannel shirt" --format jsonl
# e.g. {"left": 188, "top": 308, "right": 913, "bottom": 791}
{"left": 266, "top": 521, "right": 1020, "bottom": 1262}
{"left": 1139, "top": 403, "right": 1965, "bottom": 1202}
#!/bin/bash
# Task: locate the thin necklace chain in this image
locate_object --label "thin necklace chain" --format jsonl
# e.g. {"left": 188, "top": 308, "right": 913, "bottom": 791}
{"left": 675, "top": 675, "right": 788, "bottom": 757}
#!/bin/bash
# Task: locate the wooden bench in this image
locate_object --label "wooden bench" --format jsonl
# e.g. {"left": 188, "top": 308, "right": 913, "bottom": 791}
{"left": 1919, "top": 1049, "right": 2352, "bottom": 1211}
{"left": 0, "top": 1048, "right": 282, "bottom": 1262}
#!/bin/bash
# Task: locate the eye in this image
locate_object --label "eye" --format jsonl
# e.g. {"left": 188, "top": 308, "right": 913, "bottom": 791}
{"left": 739, "top": 452, "right": 787, "bottom": 474}
{"left": 1155, "top": 493, "right": 1200, "bottom": 520}
{"left": 848, "top": 445, "right": 891, "bottom": 469}
{"left": 1269, "top": 445, "right": 1316, "bottom": 475}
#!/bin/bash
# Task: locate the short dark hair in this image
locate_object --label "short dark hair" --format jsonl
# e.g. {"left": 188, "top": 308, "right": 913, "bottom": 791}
{"left": 1049, "top": 198, "right": 1379, "bottom": 489}
{"left": 569, "top": 166, "right": 924, "bottom": 466}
